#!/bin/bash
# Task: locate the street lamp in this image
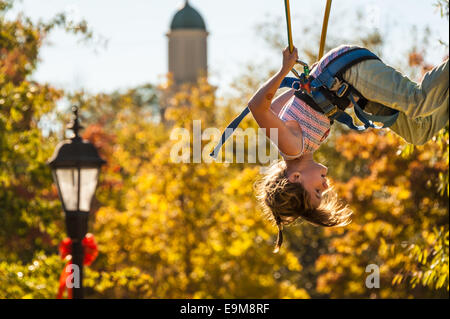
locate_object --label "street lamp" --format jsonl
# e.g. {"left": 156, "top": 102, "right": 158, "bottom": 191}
{"left": 48, "top": 106, "right": 105, "bottom": 299}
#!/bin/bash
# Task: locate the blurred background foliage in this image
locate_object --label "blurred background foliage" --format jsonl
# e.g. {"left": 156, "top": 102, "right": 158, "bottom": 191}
{"left": 0, "top": 0, "right": 448, "bottom": 298}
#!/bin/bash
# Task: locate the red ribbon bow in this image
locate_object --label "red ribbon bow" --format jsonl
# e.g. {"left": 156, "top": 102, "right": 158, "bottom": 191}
{"left": 57, "top": 233, "right": 98, "bottom": 299}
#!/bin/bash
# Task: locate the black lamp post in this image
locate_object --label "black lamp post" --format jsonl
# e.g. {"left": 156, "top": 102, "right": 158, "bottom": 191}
{"left": 48, "top": 106, "right": 106, "bottom": 299}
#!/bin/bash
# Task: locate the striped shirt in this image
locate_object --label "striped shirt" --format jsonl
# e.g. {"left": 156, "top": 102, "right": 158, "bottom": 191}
{"left": 278, "top": 45, "right": 357, "bottom": 156}
{"left": 279, "top": 96, "right": 331, "bottom": 155}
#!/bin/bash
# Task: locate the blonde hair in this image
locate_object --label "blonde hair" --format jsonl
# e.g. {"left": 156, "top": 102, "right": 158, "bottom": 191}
{"left": 255, "top": 160, "right": 352, "bottom": 253}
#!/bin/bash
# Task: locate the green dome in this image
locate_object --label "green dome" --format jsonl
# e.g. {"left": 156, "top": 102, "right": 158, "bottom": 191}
{"left": 170, "top": 1, "right": 206, "bottom": 30}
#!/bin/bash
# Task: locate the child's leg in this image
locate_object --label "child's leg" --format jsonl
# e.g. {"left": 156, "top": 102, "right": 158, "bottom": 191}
{"left": 343, "top": 58, "right": 449, "bottom": 119}
{"left": 365, "top": 101, "right": 449, "bottom": 145}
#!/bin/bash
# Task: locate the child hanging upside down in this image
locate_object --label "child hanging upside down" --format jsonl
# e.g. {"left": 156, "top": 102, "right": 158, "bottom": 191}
{"left": 249, "top": 45, "right": 449, "bottom": 252}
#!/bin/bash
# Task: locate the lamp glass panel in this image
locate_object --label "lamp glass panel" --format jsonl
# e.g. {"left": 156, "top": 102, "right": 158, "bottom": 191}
{"left": 55, "top": 168, "right": 79, "bottom": 211}
{"left": 79, "top": 167, "right": 99, "bottom": 212}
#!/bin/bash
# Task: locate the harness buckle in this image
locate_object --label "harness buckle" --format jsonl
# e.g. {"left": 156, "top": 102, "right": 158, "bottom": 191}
{"left": 336, "top": 82, "right": 349, "bottom": 98}
{"left": 325, "top": 106, "right": 338, "bottom": 118}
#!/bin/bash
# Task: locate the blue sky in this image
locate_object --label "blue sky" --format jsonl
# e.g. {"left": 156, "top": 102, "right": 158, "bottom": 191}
{"left": 5, "top": 0, "right": 449, "bottom": 96}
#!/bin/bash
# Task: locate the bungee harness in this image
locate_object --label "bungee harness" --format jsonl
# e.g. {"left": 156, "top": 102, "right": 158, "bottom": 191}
{"left": 209, "top": 1, "right": 399, "bottom": 159}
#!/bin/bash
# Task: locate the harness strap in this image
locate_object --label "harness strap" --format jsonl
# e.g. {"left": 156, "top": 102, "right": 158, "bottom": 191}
{"left": 310, "top": 48, "right": 400, "bottom": 130}
{"left": 294, "top": 90, "right": 331, "bottom": 118}
{"left": 311, "top": 48, "right": 380, "bottom": 90}
{"left": 280, "top": 77, "right": 302, "bottom": 90}
{"left": 333, "top": 110, "right": 367, "bottom": 131}
{"left": 350, "top": 94, "right": 399, "bottom": 129}
{"left": 326, "top": 93, "right": 399, "bottom": 131}
{"left": 210, "top": 107, "right": 250, "bottom": 159}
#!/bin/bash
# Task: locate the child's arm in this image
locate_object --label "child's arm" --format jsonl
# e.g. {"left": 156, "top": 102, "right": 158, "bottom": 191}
{"left": 248, "top": 47, "right": 302, "bottom": 157}
{"left": 270, "top": 88, "right": 295, "bottom": 116}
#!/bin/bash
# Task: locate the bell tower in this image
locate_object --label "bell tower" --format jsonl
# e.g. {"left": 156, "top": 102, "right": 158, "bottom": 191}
{"left": 167, "top": 1, "right": 208, "bottom": 84}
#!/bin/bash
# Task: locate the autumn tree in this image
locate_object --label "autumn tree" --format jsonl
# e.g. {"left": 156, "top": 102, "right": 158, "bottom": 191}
{"left": 0, "top": 0, "right": 98, "bottom": 298}
{"left": 1, "top": 0, "right": 448, "bottom": 299}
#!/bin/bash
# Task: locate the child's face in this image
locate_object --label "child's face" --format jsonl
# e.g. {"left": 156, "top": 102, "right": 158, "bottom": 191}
{"left": 287, "top": 159, "right": 329, "bottom": 208}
